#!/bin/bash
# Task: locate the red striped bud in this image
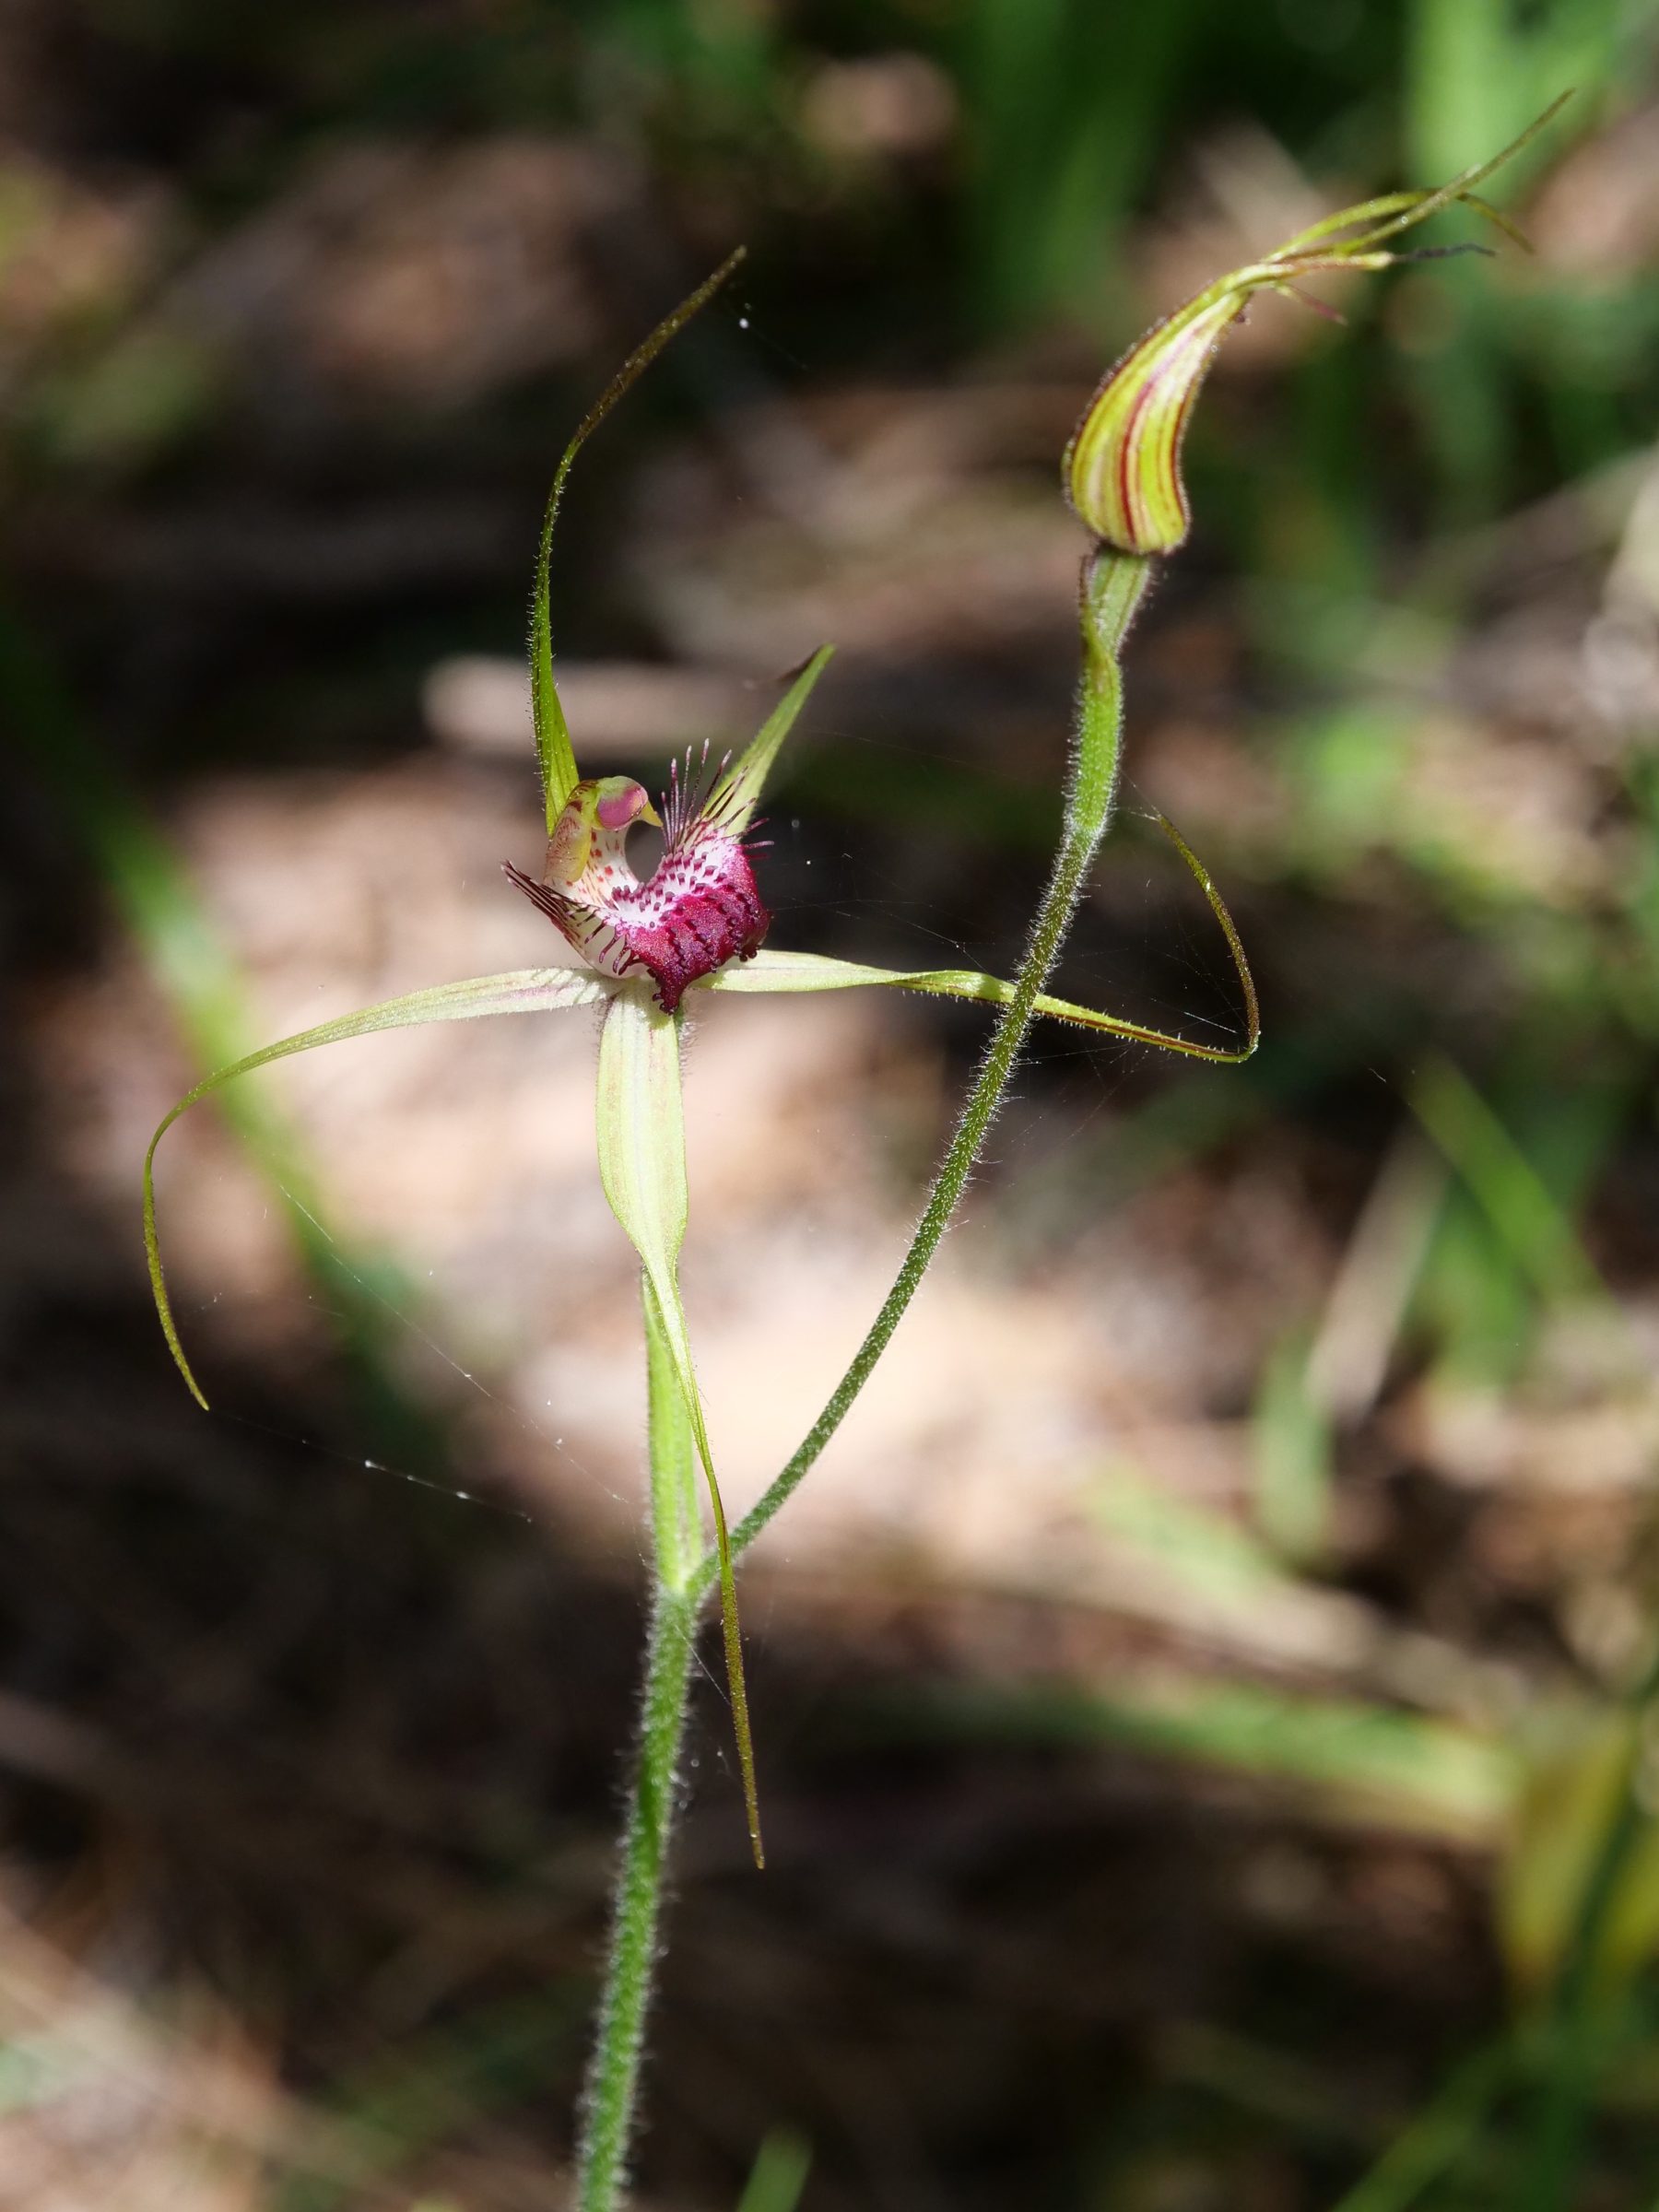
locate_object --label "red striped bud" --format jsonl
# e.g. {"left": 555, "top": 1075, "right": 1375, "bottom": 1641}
{"left": 1065, "top": 95, "right": 1568, "bottom": 555}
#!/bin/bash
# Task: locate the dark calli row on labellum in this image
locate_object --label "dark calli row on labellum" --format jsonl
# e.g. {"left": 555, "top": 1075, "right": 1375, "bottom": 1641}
{"left": 504, "top": 760, "right": 770, "bottom": 1014}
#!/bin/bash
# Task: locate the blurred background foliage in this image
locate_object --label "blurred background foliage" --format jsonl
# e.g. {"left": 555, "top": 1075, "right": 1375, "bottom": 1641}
{"left": 7, "top": 0, "right": 1659, "bottom": 2207}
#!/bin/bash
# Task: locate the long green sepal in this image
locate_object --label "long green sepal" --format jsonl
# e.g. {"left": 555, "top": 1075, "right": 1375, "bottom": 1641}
{"left": 643, "top": 1276, "right": 700, "bottom": 1591}
{"left": 700, "top": 817, "right": 1258, "bottom": 1063}
{"left": 532, "top": 250, "right": 747, "bottom": 827}
{"left": 146, "top": 966, "right": 612, "bottom": 1409}
{"left": 595, "top": 986, "right": 764, "bottom": 1868}
{"left": 710, "top": 948, "right": 1252, "bottom": 1059}
{"left": 707, "top": 645, "right": 835, "bottom": 834}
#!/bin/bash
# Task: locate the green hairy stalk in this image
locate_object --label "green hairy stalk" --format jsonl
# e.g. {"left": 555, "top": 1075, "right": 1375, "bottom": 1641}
{"left": 576, "top": 1284, "right": 701, "bottom": 2209}
{"left": 712, "top": 549, "right": 1163, "bottom": 1582}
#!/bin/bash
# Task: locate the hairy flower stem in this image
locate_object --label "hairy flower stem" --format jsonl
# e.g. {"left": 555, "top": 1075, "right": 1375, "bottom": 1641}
{"left": 708, "top": 546, "right": 1156, "bottom": 1589}
{"left": 574, "top": 547, "right": 1153, "bottom": 2208}
{"left": 575, "top": 1289, "right": 701, "bottom": 2211}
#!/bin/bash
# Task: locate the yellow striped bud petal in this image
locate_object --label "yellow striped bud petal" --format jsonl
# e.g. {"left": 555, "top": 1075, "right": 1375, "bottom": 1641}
{"left": 1065, "top": 286, "right": 1247, "bottom": 555}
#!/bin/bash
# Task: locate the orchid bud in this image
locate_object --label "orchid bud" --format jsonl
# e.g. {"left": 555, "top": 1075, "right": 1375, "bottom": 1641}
{"left": 1065, "top": 94, "right": 1569, "bottom": 555}
{"left": 1065, "top": 288, "right": 1250, "bottom": 555}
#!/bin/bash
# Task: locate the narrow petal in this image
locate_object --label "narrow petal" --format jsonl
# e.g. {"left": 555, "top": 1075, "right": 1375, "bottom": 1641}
{"left": 699, "top": 817, "right": 1259, "bottom": 1064}
{"left": 700, "top": 948, "right": 912, "bottom": 996}
{"left": 146, "top": 967, "right": 613, "bottom": 1410}
{"left": 530, "top": 250, "right": 747, "bottom": 827}
{"left": 594, "top": 988, "right": 765, "bottom": 1867}
{"left": 706, "top": 644, "right": 835, "bottom": 836}
{"left": 708, "top": 950, "right": 1255, "bottom": 1058}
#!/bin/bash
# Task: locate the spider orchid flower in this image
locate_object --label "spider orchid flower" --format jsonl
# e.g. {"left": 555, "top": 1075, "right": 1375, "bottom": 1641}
{"left": 145, "top": 257, "right": 1258, "bottom": 1867}
{"left": 1065, "top": 93, "right": 1569, "bottom": 554}
{"left": 501, "top": 758, "right": 770, "bottom": 1013}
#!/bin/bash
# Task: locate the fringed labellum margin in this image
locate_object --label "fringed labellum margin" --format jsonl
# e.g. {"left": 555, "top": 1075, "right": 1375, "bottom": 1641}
{"left": 505, "top": 762, "right": 771, "bottom": 1014}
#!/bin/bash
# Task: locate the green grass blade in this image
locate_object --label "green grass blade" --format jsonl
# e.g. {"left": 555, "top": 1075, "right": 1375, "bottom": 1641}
{"left": 735, "top": 2129, "right": 812, "bottom": 2212}
{"left": 1409, "top": 1054, "right": 1610, "bottom": 1310}
{"left": 901, "top": 1675, "right": 1517, "bottom": 1841}
{"left": 1328, "top": 2041, "right": 1512, "bottom": 2212}
{"left": 1252, "top": 1332, "right": 1334, "bottom": 1567}
{"left": 6, "top": 597, "right": 520, "bottom": 1473}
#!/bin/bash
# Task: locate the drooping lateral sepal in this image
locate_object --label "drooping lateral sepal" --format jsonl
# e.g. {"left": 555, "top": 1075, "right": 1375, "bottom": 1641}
{"left": 145, "top": 966, "right": 614, "bottom": 1409}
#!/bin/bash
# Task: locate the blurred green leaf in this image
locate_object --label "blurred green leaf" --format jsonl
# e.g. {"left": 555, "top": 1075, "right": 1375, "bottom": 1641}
{"left": 1252, "top": 1332, "right": 1335, "bottom": 1567}
{"left": 735, "top": 2128, "right": 813, "bottom": 2212}
{"left": 1409, "top": 1056, "right": 1611, "bottom": 1312}
{"left": 1499, "top": 1710, "right": 1659, "bottom": 1998}
{"left": 960, "top": 0, "right": 1199, "bottom": 329}
{"left": 28, "top": 325, "right": 218, "bottom": 469}
{"left": 1093, "top": 1460, "right": 1288, "bottom": 1606}
{"left": 0, "top": 604, "right": 453, "bottom": 1467}
{"left": 897, "top": 1675, "right": 1518, "bottom": 1840}
{"left": 1328, "top": 2040, "right": 1512, "bottom": 2212}
{"left": 274, "top": 1985, "right": 590, "bottom": 2212}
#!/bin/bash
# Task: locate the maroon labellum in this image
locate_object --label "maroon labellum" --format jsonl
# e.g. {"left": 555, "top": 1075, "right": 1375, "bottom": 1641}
{"left": 505, "top": 757, "right": 771, "bottom": 1013}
